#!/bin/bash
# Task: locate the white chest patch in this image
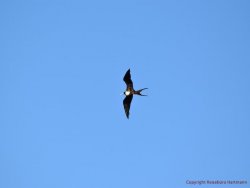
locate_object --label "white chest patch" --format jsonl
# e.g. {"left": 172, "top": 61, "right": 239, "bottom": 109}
{"left": 125, "top": 91, "right": 130, "bottom": 96}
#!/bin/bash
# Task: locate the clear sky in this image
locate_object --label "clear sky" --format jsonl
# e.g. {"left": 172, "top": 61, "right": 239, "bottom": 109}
{"left": 1, "top": 0, "right": 249, "bottom": 188}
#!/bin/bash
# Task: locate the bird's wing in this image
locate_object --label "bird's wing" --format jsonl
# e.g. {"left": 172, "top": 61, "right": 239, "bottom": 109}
{"left": 123, "top": 69, "right": 133, "bottom": 89}
{"left": 123, "top": 95, "right": 133, "bottom": 119}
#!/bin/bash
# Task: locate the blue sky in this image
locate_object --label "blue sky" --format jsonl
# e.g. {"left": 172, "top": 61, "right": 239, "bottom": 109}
{"left": 1, "top": 0, "right": 249, "bottom": 187}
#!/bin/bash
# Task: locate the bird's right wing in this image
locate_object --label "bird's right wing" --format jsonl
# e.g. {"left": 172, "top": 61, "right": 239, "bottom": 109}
{"left": 123, "top": 95, "right": 133, "bottom": 119}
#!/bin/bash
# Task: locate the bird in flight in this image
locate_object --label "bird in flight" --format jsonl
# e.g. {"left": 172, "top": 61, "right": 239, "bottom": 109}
{"left": 122, "top": 69, "right": 148, "bottom": 119}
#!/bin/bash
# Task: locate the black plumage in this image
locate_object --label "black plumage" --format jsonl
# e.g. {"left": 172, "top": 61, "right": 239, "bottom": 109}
{"left": 123, "top": 95, "right": 133, "bottom": 118}
{"left": 122, "top": 69, "right": 148, "bottom": 119}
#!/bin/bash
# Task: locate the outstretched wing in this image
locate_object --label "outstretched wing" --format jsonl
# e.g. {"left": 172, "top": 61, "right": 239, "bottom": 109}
{"left": 123, "top": 69, "right": 133, "bottom": 89}
{"left": 123, "top": 95, "right": 133, "bottom": 119}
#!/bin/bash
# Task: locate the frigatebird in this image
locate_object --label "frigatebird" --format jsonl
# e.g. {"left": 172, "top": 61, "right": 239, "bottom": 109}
{"left": 122, "top": 69, "right": 148, "bottom": 119}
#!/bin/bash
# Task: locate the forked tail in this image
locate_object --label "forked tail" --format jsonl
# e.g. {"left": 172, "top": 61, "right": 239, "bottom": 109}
{"left": 135, "top": 88, "right": 148, "bottom": 96}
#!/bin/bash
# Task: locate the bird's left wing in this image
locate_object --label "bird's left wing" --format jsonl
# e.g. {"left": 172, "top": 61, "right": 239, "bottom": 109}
{"left": 123, "top": 69, "right": 133, "bottom": 88}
